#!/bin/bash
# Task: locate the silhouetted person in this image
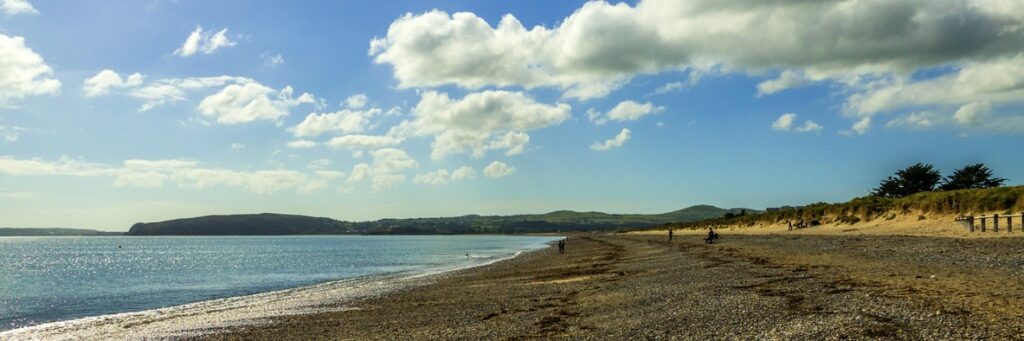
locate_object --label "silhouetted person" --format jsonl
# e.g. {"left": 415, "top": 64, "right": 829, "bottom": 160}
{"left": 706, "top": 228, "right": 716, "bottom": 244}
{"left": 668, "top": 229, "right": 673, "bottom": 242}
{"left": 558, "top": 239, "right": 565, "bottom": 254}
{"left": 787, "top": 220, "right": 793, "bottom": 230}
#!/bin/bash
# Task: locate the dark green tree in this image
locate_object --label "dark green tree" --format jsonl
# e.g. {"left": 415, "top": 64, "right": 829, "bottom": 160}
{"left": 940, "top": 163, "right": 1007, "bottom": 190}
{"left": 871, "top": 163, "right": 942, "bottom": 198}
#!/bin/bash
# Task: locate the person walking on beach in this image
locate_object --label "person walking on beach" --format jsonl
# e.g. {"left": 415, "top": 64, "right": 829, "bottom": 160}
{"left": 558, "top": 239, "right": 565, "bottom": 254}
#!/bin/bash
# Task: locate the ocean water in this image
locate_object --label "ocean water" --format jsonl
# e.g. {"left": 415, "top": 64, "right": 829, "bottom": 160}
{"left": 0, "top": 235, "right": 557, "bottom": 331}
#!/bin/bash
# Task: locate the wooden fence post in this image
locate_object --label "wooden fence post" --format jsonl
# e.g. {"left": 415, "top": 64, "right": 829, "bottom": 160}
{"left": 981, "top": 216, "right": 987, "bottom": 232}
{"left": 968, "top": 216, "right": 975, "bottom": 232}
{"left": 1007, "top": 215, "right": 1013, "bottom": 233}
{"left": 994, "top": 214, "right": 1000, "bottom": 232}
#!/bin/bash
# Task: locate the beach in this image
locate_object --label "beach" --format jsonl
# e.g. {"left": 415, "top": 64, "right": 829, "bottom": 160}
{"left": 206, "top": 232, "right": 1024, "bottom": 340}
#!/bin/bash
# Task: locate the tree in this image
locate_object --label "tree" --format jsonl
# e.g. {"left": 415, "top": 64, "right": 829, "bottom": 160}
{"left": 940, "top": 164, "right": 1007, "bottom": 190}
{"left": 871, "top": 163, "right": 942, "bottom": 198}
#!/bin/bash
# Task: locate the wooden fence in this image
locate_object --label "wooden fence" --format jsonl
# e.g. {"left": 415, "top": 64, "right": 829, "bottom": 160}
{"left": 955, "top": 213, "right": 1024, "bottom": 233}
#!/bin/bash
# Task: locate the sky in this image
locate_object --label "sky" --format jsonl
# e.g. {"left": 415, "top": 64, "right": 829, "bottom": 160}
{"left": 2, "top": 0, "right": 1024, "bottom": 230}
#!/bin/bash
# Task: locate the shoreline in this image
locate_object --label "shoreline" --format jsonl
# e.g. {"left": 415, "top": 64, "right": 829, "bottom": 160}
{"left": 207, "top": 233, "right": 1023, "bottom": 339}
{"left": 0, "top": 240, "right": 554, "bottom": 340}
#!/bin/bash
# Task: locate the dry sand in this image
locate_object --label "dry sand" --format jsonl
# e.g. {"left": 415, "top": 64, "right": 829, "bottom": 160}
{"left": 205, "top": 231, "right": 1024, "bottom": 340}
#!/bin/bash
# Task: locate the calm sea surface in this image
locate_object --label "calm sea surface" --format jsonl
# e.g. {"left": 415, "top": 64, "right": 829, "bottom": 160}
{"left": 0, "top": 235, "right": 557, "bottom": 330}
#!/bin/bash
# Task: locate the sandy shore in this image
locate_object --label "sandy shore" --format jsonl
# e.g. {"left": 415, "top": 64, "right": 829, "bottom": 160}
{"left": 205, "top": 233, "right": 1024, "bottom": 340}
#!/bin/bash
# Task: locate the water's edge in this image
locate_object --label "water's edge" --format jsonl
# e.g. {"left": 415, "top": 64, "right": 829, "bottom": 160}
{"left": 0, "top": 241, "right": 555, "bottom": 339}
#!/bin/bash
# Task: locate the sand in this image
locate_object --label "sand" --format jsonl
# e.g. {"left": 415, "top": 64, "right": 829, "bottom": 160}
{"left": 204, "top": 232, "right": 1024, "bottom": 340}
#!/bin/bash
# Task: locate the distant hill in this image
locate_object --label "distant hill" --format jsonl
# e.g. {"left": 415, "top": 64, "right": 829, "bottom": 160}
{"left": 126, "top": 206, "right": 754, "bottom": 236}
{"left": 0, "top": 228, "right": 124, "bottom": 236}
{"left": 128, "top": 214, "right": 347, "bottom": 235}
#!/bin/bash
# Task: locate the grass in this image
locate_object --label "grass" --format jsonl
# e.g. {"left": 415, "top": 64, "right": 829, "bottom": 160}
{"left": 668, "top": 186, "right": 1024, "bottom": 229}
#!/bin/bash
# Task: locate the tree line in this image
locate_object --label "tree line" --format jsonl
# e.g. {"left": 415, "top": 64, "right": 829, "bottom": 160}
{"left": 872, "top": 163, "right": 1008, "bottom": 198}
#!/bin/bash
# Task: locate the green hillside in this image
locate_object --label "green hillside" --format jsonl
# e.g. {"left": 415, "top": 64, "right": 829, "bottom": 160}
{"left": 126, "top": 205, "right": 752, "bottom": 235}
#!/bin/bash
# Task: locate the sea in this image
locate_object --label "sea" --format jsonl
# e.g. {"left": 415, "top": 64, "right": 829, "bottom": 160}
{"left": 0, "top": 235, "right": 558, "bottom": 334}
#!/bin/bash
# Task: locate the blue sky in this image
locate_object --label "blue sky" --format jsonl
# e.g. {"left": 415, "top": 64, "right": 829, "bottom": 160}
{"left": 2, "top": 0, "right": 1023, "bottom": 230}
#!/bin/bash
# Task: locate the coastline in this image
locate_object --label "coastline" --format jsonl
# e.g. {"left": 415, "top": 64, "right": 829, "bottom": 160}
{"left": 0, "top": 240, "right": 553, "bottom": 340}
{"left": 206, "top": 233, "right": 1023, "bottom": 339}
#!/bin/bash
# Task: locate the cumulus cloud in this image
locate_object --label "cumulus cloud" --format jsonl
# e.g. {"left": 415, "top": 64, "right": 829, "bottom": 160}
{"left": 0, "top": 156, "right": 336, "bottom": 194}
{"left": 757, "top": 71, "right": 806, "bottom": 96}
{"left": 371, "top": 1, "right": 1024, "bottom": 101}
{"left": 344, "top": 94, "right": 368, "bottom": 109}
{"left": 771, "top": 113, "right": 822, "bottom": 133}
{"left": 413, "top": 166, "right": 476, "bottom": 186}
{"left": 841, "top": 117, "right": 873, "bottom": 136}
{"left": 346, "top": 148, "right": 418, "bottom": 191}
{"left": 390, "top": 90, "right": 570, "bottom": 160}
{"left": 82, "top": 69, "right": 144, "bottom": 97}
{"left": 590, "top": 128, "right": 632, "bottom": 151}
{"left": 886, "top": 111, "right": 941, "bottom": 129}
{"left": 174, "top": 26, "right": 237, "bottom": 57}
{"left": 327, "top": 134, "right": 401, "bottom": 151}
{"left": 198, "top": 82, "right": 314, "bottom": 124}
{"left": 291, "top": 107, "right": 382, "bottom": 137}
{"left": 2, "top": 0, "right": 37, "bottom": 15}
{"left": 483, "top": 161, "right": 515, "bottom": 178}
{"left": 286, "top": 140, "right": 317, "bottom": 149}
{"left": 0, "top": 34, "right": 61, "bottom": 106}
{"left": 588, "top": 100, "right": 664, "bottom": 125}
{"left": 953, "top": 101, "right": 991, "bottom": 126}
{"left": 87, "top": 74, "right": 314, "bottom": 123}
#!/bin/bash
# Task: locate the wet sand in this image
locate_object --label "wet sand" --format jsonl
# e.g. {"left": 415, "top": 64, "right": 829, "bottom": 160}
{"left": 207, "top": 233, "right": 1024, "bottom": 340}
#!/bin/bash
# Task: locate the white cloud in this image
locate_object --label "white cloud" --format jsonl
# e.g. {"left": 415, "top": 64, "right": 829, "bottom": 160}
{"left": 953, "top": 101, "right": 992, "bottom": 127}
{"left": 649, "top": 81, "right": 684, "bottom": 97}
{"left": 82, "top": 69, "right": 144, "bottom": 97}
{"left": 370, "top": 1, "right": 1024, "bottom": 101}
{"left": 590, "top": 128, "right": 632, "bottom": 151}
{"left": 260, "top": 52, "right": 285, "bottom": 65}
{"left": 589, "top": 100, "right": 664, "bottom": 125}
{"left": 886, "top": 111, "right": 941, "bottom": 129}
{"left": 0, "top": 126, "right": 23, "bottom": 142}
{"left": 174, "top": 26, "right": 237, "bottom": 57}
{"left": 451, "top": 166, "right": 475, "bottom": 181}
{"left": 413, "top": 169, "right": 450, "bottom": 185}
{"left": 414, "top": 166, "right": 476, "bottom": 185}
{"left": 100, "top": 75, "right": 313, "bottom": 123}
{"left": 345, "top": 148, "right": 418, "bottom": 191}
{"left": 127, "top": 76, "right": 242, "bottom": 111}
{"left": 1, "top": 0, "right": 37, "bottom": 16}
{"left": 286, "top": 140, "right": 317, "bottom": 149}
{"left": 197, "top": 82, "right": 313, "bottom": 124}
{"left": 757, "top": 71, "right": 806, "bottom": 96}
{"left": 647, "top": 71, "right": 705, "bottom": 97}
{"left": 230, "top": 143, "right": 245, "bottom": 150}
{"left": 391, "top": 90, "right": 570, "bottom": 160}
{"left": 0, "top": 34, "right": 60, "bottom": 106}
{"left": 344, "top": 94, "right": 368, "bottom": 109}
{"left": 483, "top": 161, "right": 515, "bottom": 178}
{"left": 772, "top": 113, "right": 822, "bottom": 133}
{"left": 841, "top": 117, "right": 872, "bottom": 136}
{"left": 0, "top": 156, "right": 333, "bottom": 194}
{"left": 327, "top": 134, "right": 401, "bottom": 151}
{"left": 291, "top": 108, "right": 381, "bottom": 137}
